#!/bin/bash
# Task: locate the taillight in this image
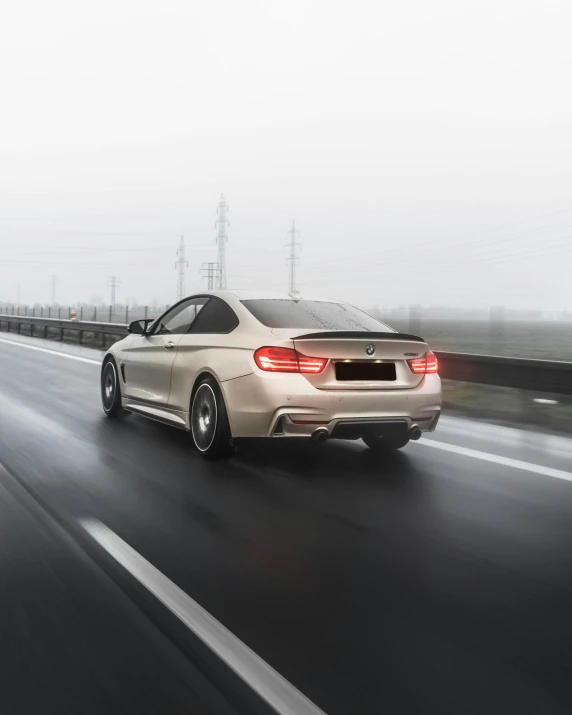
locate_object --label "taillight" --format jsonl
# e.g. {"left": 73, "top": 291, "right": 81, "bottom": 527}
{"left": 254, "top": 347, "right": 327, "bottom": 374}
{"left": 297, "top": 354, "right": 328, "bottom": 373}
{"left": 407, "top": 351, "right": 438, "bottom": 375}
{"left": 254, "top": 347, "right": 299, "bottom": 372}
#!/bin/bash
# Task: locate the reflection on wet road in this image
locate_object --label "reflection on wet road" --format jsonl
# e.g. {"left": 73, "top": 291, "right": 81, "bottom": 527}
{"left": 1, "top": 333, "right": 572, "bottom": 715}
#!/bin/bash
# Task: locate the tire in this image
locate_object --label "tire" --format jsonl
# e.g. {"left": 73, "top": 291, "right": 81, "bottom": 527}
{"left": 363, "top": 435, "right": 410, "bottom": 452}
{"left": 101, "top": 358, "right": 125, "bottom": 417}
{"left": 190, "top": 377, "right": 234, "bottom": 459}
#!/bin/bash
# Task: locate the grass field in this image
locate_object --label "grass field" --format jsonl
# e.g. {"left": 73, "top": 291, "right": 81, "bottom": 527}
{"left": 383, "top": 317, "right": 572, "bottom": 362}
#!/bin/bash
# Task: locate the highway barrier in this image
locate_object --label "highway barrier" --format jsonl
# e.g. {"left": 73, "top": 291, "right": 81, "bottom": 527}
{"left": 1, "top": 313, "right": 571, "bottom": 395}
{"left": 435, "top": 351, "right": 572, "bottom": 396}
{"left": 0, "top": 314, "right": 127, "bottom": 347}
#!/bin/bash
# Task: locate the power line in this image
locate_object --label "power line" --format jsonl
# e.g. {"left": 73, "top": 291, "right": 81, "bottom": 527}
{"left": 308, "top": 239, "right": 572, "bottom": 283}
{"left": 0, "top": 260, "right": 166, "bottom": 266}
{"left": 307, "top": 229, "right": 572, "bottom": 275}
{"left": 0, "top": 227, "right": 186, "bottom": 236}
{"left": 317, "top": 215, "right": 572, "bottom": 268}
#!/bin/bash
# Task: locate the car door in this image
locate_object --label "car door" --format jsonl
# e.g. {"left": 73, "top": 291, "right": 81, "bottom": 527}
{"left": 124, "top": 297, "right": 208, "bottom": 404}
{"left": 168, "top": 297, "right": 241, "bottom": 413}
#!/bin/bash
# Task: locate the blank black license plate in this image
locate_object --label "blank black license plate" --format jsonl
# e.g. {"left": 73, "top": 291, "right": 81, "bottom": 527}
{"left": 335, "top": 362, "right": 396, "bottom": 381}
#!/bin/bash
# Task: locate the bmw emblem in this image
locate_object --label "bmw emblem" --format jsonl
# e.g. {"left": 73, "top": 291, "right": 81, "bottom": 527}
{"left": 365, "top": 344, "right": 375, "bottom": 356}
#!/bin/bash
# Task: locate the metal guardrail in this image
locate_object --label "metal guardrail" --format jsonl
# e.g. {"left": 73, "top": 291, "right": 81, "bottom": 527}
{"left": 435, "top": 351, "right": 572, "bottom": 396}
{"left": 0, "top": 314, "right": 128, "bottom": 347}
{"left": 1, "top": 314, "right": 571, "bottom": 395}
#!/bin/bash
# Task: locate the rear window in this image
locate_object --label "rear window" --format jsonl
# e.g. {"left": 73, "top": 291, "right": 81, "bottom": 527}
{"left": 241, "top": 299, "right": 393, "bottom": 331}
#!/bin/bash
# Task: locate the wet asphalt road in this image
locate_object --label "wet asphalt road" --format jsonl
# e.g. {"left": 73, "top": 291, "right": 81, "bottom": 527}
{"left": 1, "top": 333, "right": 572, "bottom": 715}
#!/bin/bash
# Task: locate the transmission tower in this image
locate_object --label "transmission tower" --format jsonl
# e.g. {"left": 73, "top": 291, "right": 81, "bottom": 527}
{"left": 175, "top": 236, "right": 189, "bottom": 301}
{"left": 286, "top": 220, "right": 301, "bottom": 294}
{"left": 106, "top": 276, "right": 121, "bottom": 312}
{"left": 51, "top": 275, "right": 59, "bottom": 305}
{"left": 215, "top": 193, "right": 229, "bottom": 289}
{"left": 201, "top": 262, "right": 220, "bottom": 290}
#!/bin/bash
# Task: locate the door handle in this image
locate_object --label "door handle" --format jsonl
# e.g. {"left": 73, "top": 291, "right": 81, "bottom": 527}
{"left": 163, "top": 341, "right": 176, "bottom": 350}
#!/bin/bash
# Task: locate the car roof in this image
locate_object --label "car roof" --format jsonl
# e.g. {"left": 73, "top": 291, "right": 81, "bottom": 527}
{"left": 198, "top": 290, "right": 344, "bottom": 303}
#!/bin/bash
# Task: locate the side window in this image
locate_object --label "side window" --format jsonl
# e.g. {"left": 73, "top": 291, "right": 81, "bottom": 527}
{"left": 189, "top": 297, "right": 238, "bottom": 334}
{"left": 155, "top": 298, "right": 208, "bottom": 335}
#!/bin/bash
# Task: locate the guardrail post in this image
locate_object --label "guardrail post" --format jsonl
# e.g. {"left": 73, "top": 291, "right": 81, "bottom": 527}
{"left": 93, "top": 306, "right": 97, "bottom": 321}
{"left": 109, "top": 305, "right": 112, "bottom": 323}
{"left": 80, "top": 306, "right": 83, "bottom": 321}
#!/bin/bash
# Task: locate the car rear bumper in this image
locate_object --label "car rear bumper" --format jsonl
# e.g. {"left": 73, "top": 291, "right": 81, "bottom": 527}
{"left": 221, "top": 371, "right": 442, "bottom": 439}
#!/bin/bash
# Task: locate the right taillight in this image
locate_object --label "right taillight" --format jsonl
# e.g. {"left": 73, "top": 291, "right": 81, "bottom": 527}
{"left": 407, "top": 351, "right": 438, "bottom": 375}
{"left": 254, "top": 347, "right": 327, "bottom": 374}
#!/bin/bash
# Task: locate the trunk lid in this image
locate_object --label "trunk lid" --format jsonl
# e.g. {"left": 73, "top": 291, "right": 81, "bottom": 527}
{"left": 291, "top": 331, "right": 428, "bottom": 390}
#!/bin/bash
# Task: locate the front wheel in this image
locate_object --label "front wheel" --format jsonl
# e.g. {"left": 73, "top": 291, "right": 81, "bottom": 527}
{"left": 363, "top": 435, "right": 410, "bottom": 452}
{"left": 191, "top": 377, "right": 234, "bottom": 459}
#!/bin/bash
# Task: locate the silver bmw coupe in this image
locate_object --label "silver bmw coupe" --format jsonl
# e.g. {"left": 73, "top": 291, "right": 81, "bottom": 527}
{"left": 101, "top": 292, "right": 442, "bottom": 458}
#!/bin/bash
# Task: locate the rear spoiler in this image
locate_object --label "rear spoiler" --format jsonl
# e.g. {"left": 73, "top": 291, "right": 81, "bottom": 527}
{"left": 293, "top": 331, "right": 426, "bottom": 342}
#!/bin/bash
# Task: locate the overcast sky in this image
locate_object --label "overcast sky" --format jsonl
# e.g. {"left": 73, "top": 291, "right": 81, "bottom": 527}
{"left": 1, "top": 0, "right": 571, "bottom": 311}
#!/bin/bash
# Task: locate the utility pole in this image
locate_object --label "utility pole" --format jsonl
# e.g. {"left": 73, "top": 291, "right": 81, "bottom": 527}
{"left": 51, "top": 275, "right": 59, "bottom": 305}
{"left": 106, "top": 276, "right": 121, "bottom": 313}
{"left": 175, "top": 236, "right": 189, "bottom": 301}
{"left": 201, "top": 262, "right": 220, "bottom": 290}
{"left": 286, "top": 220, "right": 301, "bottom": 295}
{"left": 215, "top": 193, "right": 229, "bottom": 289}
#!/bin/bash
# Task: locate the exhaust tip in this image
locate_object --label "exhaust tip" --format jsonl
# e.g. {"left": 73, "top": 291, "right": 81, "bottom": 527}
{"left": 409, "top": 425, "right": 422, "bottom": 441}
{"left": 311, "top": 427, "right": 329, "bottom": 442}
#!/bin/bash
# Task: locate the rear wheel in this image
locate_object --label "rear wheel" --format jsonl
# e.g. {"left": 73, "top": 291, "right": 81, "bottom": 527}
{"left": 363, "top": 435, "right": 410, "bottom": 452}
{"left": 191, "top": 377, "right": 233, "bottom": 459}
{"left": 101, "top": 358, "right": 125, "bottom": 417}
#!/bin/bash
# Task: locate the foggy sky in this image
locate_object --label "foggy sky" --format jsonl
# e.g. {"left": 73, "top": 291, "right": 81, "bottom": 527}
{"left": 1, "top": 0, "right": 571, "bottom": 311}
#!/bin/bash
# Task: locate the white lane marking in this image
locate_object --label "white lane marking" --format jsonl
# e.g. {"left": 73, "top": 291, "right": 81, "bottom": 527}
{"left": 80, "top": 519, "right": 326, "bottom": 715}
{"left": 415, "top": 439, "right": 572, "bottom": 483}
{"left": 0, "top": 338, "right": 101, "bottom": 365}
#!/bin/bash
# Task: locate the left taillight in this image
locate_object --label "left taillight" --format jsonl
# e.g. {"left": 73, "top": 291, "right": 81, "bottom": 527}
{"left": 407, "top": 351, "right": 438, "bottom": 375}
{"left": 254, "top": 347, "right": 327, "bottom": 374}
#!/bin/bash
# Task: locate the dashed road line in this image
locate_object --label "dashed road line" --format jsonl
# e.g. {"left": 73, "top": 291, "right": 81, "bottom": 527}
{"left": 80, "top": 518, "right": 327, "bottom": 715}
{"left": 0, "top": 338, "right": 101, "bottom": 365}
{"left": 415, "top": 438, "right": 572, "bottom": 483}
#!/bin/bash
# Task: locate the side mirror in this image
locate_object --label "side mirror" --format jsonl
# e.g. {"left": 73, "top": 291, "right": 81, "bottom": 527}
{"left": 128, "top": 319, "right": 153, "bottom": 335}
